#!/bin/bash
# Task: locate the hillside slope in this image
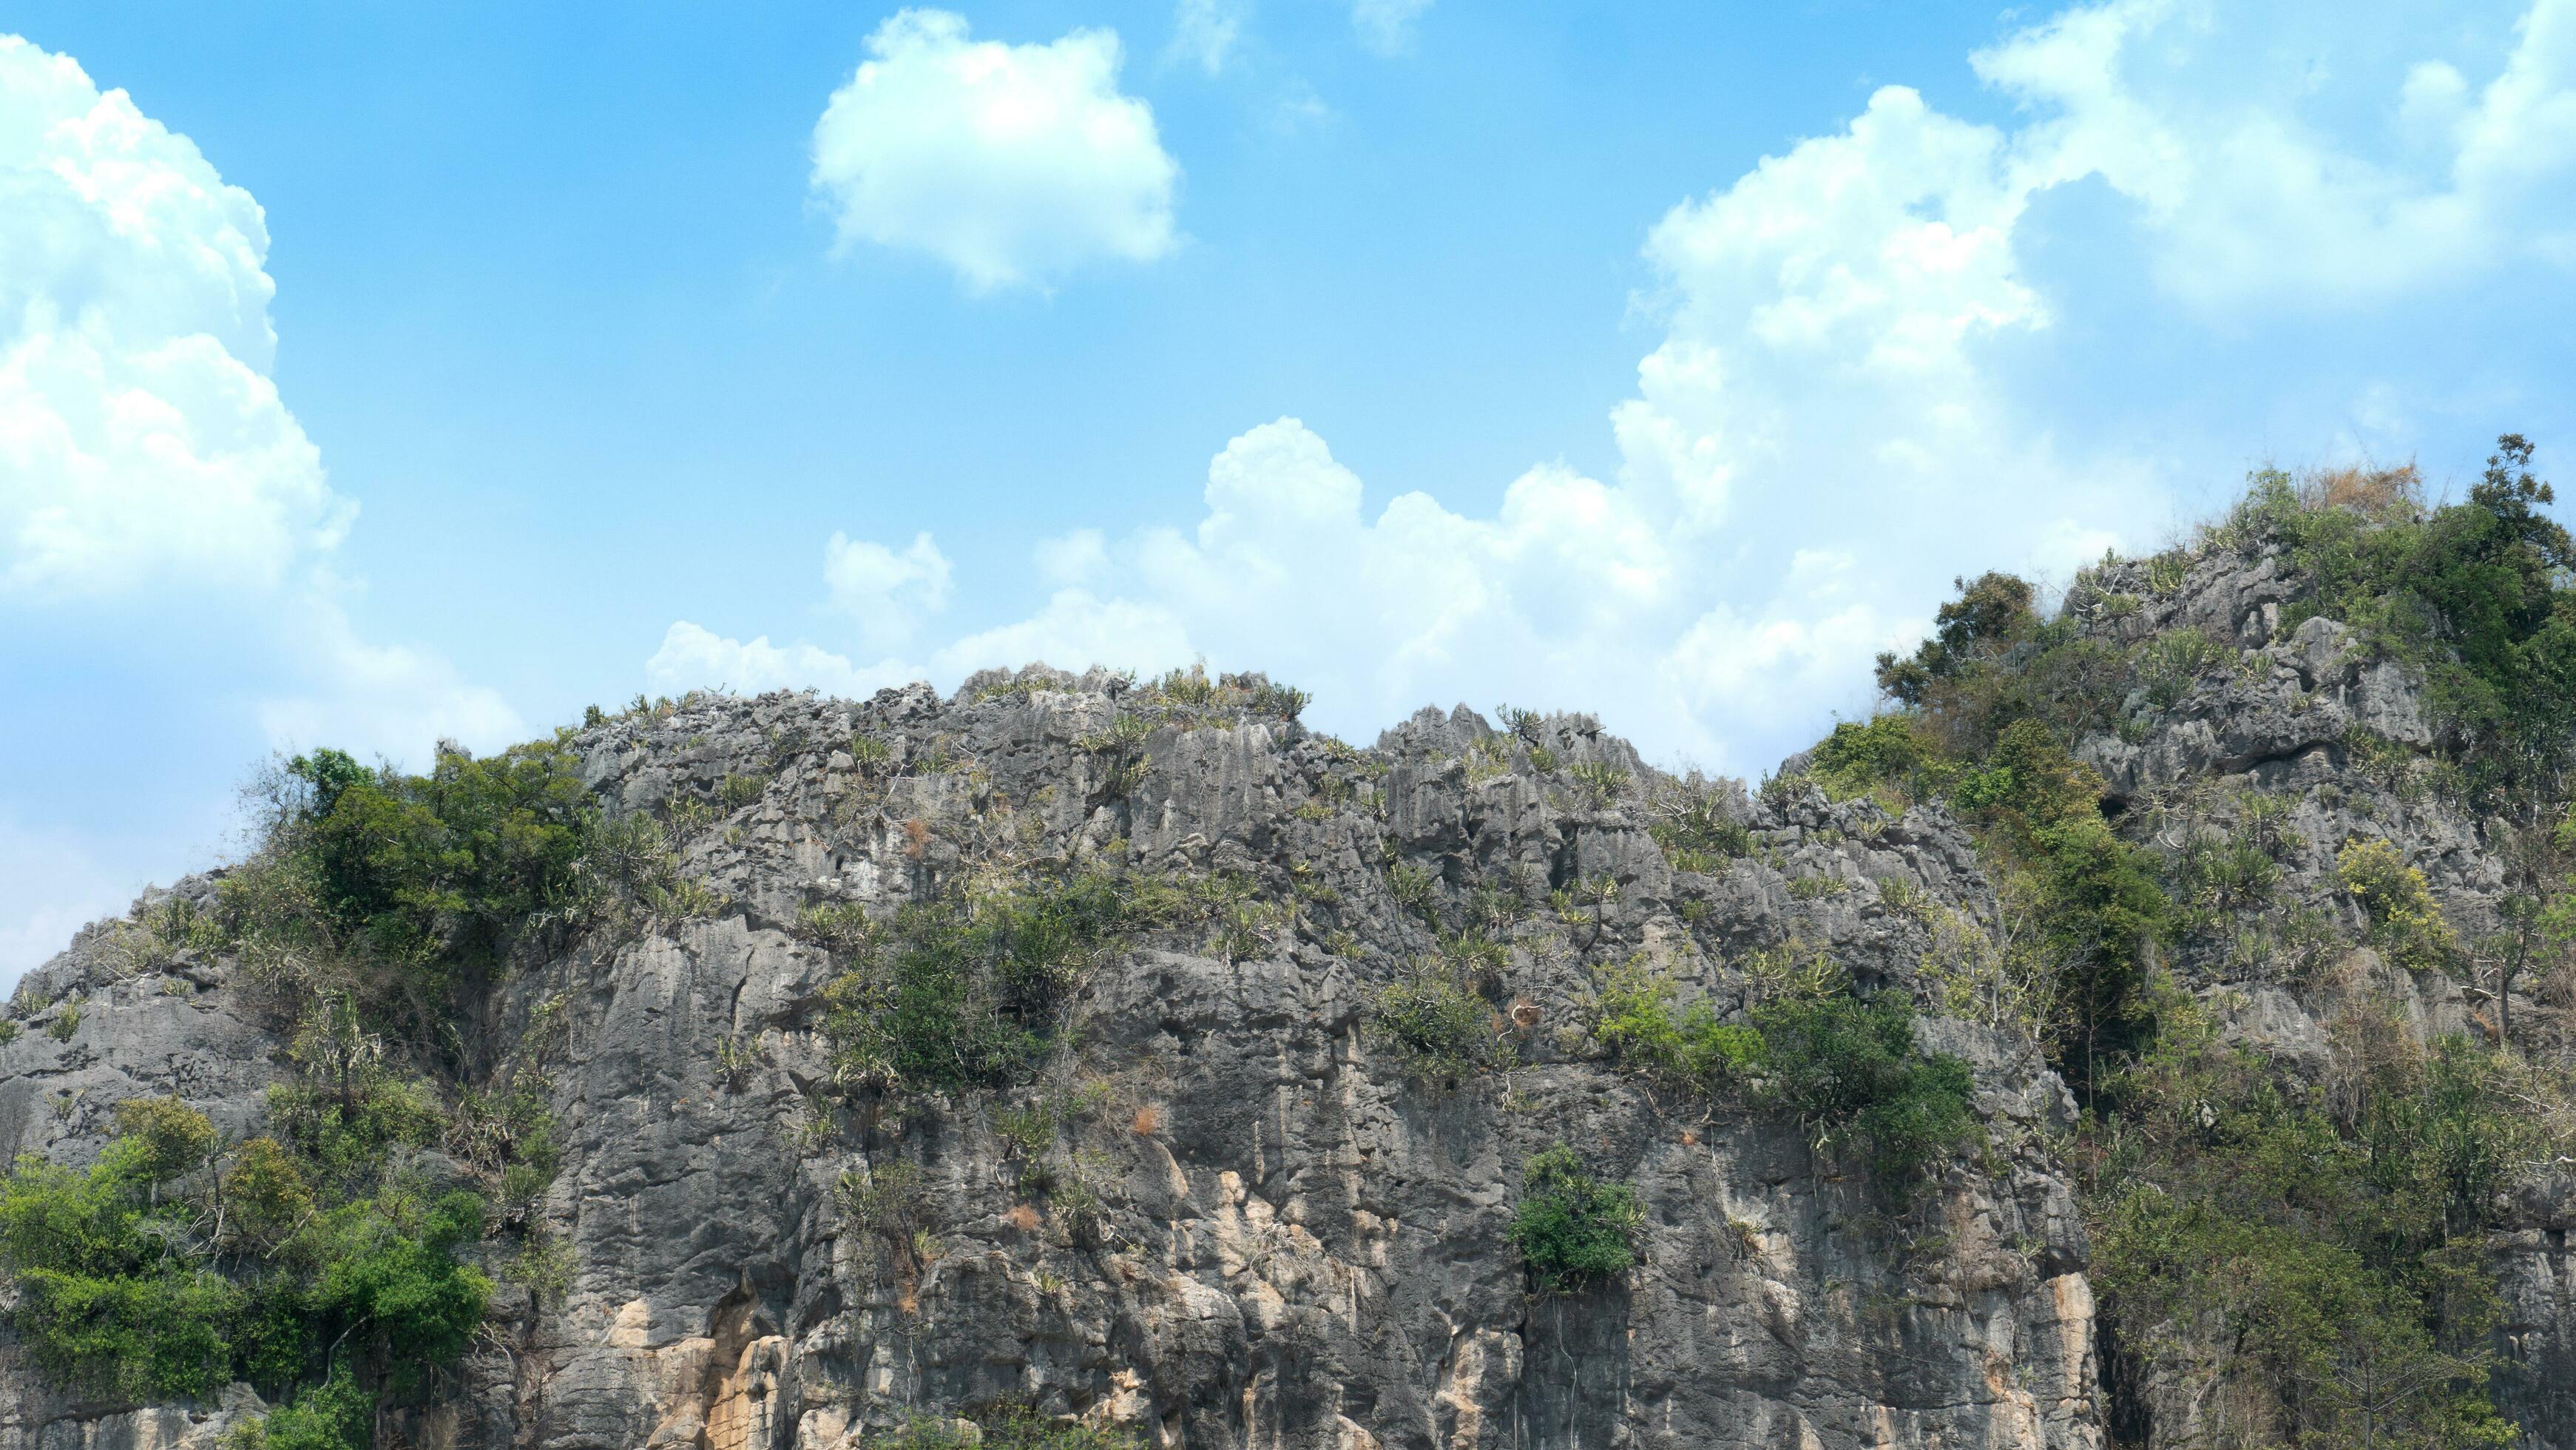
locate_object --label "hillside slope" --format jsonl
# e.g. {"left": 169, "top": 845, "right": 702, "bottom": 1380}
{"left": 4, "top": 451, "right": 2573, "bottom": 1450}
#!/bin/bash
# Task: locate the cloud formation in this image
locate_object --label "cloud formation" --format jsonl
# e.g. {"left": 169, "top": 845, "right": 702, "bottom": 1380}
{"left": 670, "top": 0, "right": 2576, "bottom": 775}
{"left": 1978, "top": 0, "right": 2576, "bottom": 311}
{"left": 1170, "top": 0, "right": 1248, "bottom": 75}
{"left": 825, "top": 529, "right": 952, "bottom": 651}
{"left": 0, "top": 36, "right": 353, "bottom": 599}
{"left": 1350, "top": 0, "right": 1433, "bottom": 57}
{"left": 811, "top": 10, "right": 1181, "bottom": 291}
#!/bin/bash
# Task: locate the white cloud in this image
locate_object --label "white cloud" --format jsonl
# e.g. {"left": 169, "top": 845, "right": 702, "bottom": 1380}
{"left": 811, "top": 10, "right": 1180, "bottom": 291}
{"left": 0, "top": 35, "right": 525, "bottom": 968}
{"left": 0, "top": 815, "right": 143, "bottom": 991}
{"left": 645, "top": 621, "right": 918, "bottom": 701}
{"left": 1350, "top": 0, "right": 1433, "bottom": 57}
{"left": 1170, "top": 0, "right": 1248, "bottom": 75}
{"left": 0, "top": 35, "right": 354, "bottom": 598}
{"left": 933, "top": 590, "right": 1195, "bottom": 680}
{"left": 1975, "top": 0, "right": 2576, "bottom": 309}
{"left": 1035, "top": 527, "right": 1110, "bottom": 586}
{"left": 254, "top": 593, "right": 524, "bottom": 764}
{"left": 824, "top": 529, "right": 951, "bottom": 650}
{"left": 681, "top": 1, "right": 2569, "bottom": 775}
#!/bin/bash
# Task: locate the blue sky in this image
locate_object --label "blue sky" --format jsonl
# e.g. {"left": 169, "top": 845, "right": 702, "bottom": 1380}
{"left": 4, "top": 0, "right": 2573, "bottom": 982}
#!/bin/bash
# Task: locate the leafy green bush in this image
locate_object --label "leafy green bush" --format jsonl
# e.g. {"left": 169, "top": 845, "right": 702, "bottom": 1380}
{"left": 1510, "top": 1145, "right": 1643, "bottom": 1294}
{"left": 1593, "top": 965, "right": 1977, "bottom": 1191}
{"left": 1811, "top": 714, "right": 1950, "bottom": 805}
{"left": 0, "top": 1123, "right": 489, "bottom": 1417}
{"left": 0, "top": 1139, "right": 237, "bottom": 1398}
{"left": 823, "top": 871, "right": 1164, "bottom": 1093}
{"left": 2091, "top": 1009, "right": 2524, "bottom": 1449}
{"left": 2338, "top": 838, "right": 2461, "bottom": 973}
{"left": 1955, "top": 721, "right": 2168, "bottom": 1091}
{"left": 1368, "top": 962, "right": 1504, "bottom": 1083}
{"left": 2137, "top": 627, "right": 2232, "bottom": 709}
{"left": 254, "top": 1365, "right": 373, "bottom": 1450}
{"left": 1744, "top": 993, "right": 1978, "bottom": 1187}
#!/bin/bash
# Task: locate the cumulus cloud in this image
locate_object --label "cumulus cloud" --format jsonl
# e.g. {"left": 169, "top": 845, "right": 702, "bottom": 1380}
{"left": 1976, "top": 0, "right": 2576, "bottom": 310}
{"left": 645, "top": 621, "right": 920, "bottom": 701}
{"left": 1, "top": 34, "right": 524, "bottom": 969}
{"left": 811, "top": 10, "right": 1180, "bottom": 291}
{"left": 666, "top": 0, "right": 2572, "bottom": 773}
{"left": 824, "top": 529, "right": 951, "bottom": 650}
{"left": 0, "top": 815, "right": 143, "bottom": 989}
{"left": 254, "top": 593, "right": 524, "bottom": 763}
{"left": 0, "top": 35, "right": 354, "bottom": 598}
{"left": 1350, "top": 0, "right": 1433, "bottom": 56}
{"left": 1170, "top": 0, "right": 1249, "bottom": 75}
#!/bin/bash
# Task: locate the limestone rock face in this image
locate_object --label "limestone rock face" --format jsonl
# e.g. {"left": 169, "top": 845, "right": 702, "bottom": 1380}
{"left": 7, "top": 544, "right": 2575, "bottom": 1450}
{"left": 0, "top": 674, "right": 2098, "bottom": 1450}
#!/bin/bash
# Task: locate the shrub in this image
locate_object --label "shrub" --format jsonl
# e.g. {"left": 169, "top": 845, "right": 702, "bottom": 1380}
{"left": 2091, "top": 1012, "right": 2524, "bottom": 1449}
{"left": 2338, "top": 838, "right": 2460, "bottom": 973}
{"left": 1369, "top": 963, "right": 1504, "bottom": 1083}
{"left": 1811, "top": 715, "right": 1950, "bottom": 804}
{"left": 1878, "top": 572, "right": 2036, "bottom": 702}
{"left": 823, "top": 872, "right": 1163, "bottom": 1093}
{"left": 1592, "top": 962, "right": 1757, "bottom": 1090}
{"left": 257, "top": 1364, "right": 373, "bottom": 1450}
{"left": 2137, "top": 627, "right": 2231, "bottom": 709}
{"left": 1568, "top": 761, "right": 1631, "bottom": 806}
{"left": 112, "top": 1096, "right": 217, "bottom": 1184}
{"left": 1645, "top": 780, "right": 1753, "bottom": 869}
{"left": 1511, "top": 1146, "right": 1643, "bottom": 1293}
{"left": 1593, "top": 966, "right": 1977, "bottom": 1192}
{"left": 1744, "top": 993, "right": 1978, "bottom": 1187}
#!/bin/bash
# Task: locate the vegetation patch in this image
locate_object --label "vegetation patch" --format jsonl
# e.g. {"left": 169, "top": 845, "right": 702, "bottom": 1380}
{"left": 0, "top": 1099, "right": 492, "bottom": 1446}
{"left": 2089, "top": 1001, "right": 2526, "bottom": 1449}
{"left": 1510, "top": 1145, "right": 1643, "bottom": 1294}
{"left": 1592, "top": 964, "right": 1978, "bottom": 1193}
{"left": 1368, "top": 961, "right": 1506, "bottom": 1083}
{"left": 820, "top": 870, "right": 1174, "bottom": 1095}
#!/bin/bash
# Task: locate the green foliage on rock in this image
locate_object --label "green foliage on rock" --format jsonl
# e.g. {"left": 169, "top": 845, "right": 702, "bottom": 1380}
{"left": 2337, "top": 837, "right": 2463, "bottom": 974}
{"left": 1593, "top": 965, "right": 1978, "bottom": 1192}
{"left": 2090, "top": 1003, "right": 2526, "bottom": 1449}
{"left": 1808, "top": 712, "right": 2167, "bottom": 1092}
{"left": 1368, "top": 961, "right": 1504, "bottom": 1083}
{"left": 2219, "top": 441, "right": 2576, "bottom": 806}
{"left": 1510, "top": 1145, "right": 1643, "bottom": 1294}
{"left": 1835, "top": 441, "right": 2576, "bottom": 1446}
{"left": 822, "top": 870, "right": 1171, "bottom": 1095}
{"left": 0, "top": 1113, "right": 491, "bottom": 1439}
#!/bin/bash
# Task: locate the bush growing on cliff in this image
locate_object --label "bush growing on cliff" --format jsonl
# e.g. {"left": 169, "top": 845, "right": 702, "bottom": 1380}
{"left": 2221, "top": 438, "right": 2576, "bottom": 808}
{"left": 217, "top": 738, "right": 604, "bottom": 1051}
{"left": 2089, "top": 1003, "right": 2525, "bottom": 1450}
{"left": 822, "top": 871, "right": 1169, "bottom": 1094}
{"left": 2337, "top": 838, "right": 2462, "bottom": 974}
{"left": 1368, "top": 961, "right": 1505, "bottom": 1083}
{"left": 1592, "top": 965, "right": 1978, "bottom": 1193}
{"left": 0, "top": 1112, "right": 490, "bottom": 1433}
{"left": 1510, "top": 1145, "right": 1643, "bottom": 1294}
{"left": 1800, "top": 710, "right": 2166, "bottom": 1094}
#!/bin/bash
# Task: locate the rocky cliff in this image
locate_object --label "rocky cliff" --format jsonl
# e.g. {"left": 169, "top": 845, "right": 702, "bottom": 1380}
{"left": 5, "top": 468, "right": 2573, "bottom": 1450}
